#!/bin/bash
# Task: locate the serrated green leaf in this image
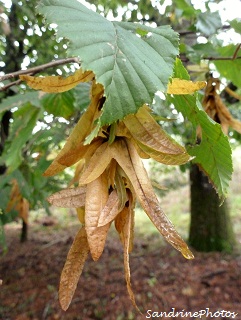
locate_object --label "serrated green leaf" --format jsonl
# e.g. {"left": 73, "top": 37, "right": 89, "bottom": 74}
{"left": 0, "top": 91, "right": 41, "bottom": 113}
{"left": 168, "top": 94, "right": 232, "bottom": 199}
{"left": 173, "top": 58, "right": 190, "bottom": 80}
{"left": 168, "top": 59, "right": 232, "bottom": 199}
{"left": 196, "top": 11, "right": 222, "bottom": 36}
{"left": 37, "top": 0, "right": 179, "bottom": 126}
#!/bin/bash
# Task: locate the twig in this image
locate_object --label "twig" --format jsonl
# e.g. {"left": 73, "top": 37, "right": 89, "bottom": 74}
{"left": 0, "top": 57, "right": 79, "bottom": 81}
{"left": 203, "top": 55, "right": 241, "bottom": 61}
{"left": 232, "top": 43, "right": 241, "bottom": 59}
{"left": 0, "top": 79, "right": 23, "bottom": 91}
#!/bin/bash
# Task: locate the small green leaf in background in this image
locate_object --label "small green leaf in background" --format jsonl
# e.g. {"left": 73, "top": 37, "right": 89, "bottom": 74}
{"left": 37, "top": 0, "right": 179, "bottom": 126}
{"left": 214, "top": 44, "right": 241, "bottom": 87}
{"left": 0, "top": 91, "right": 41, "bottom": 112}
{"left": 42, "top": 90, "right": 75, "bottom": 119}
{"left": 186, "top": 42, "right": 219, "bottom": 64}
{"left": 2, "top": 104, "right": 41, "bottom": 172}
{"left": 196, "top": 11, "right": 222, "bottom": 36}
{"left": 174, "top": 0, "right": 197, "bottom": 17}
{"left": 229, "top": 18, "right": 241, "bottom": 34}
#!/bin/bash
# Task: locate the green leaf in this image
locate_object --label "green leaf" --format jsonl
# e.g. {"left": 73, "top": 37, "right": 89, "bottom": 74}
{"left": 41, "top": 90, "right": 75, "bottom": 119}
{"left": 168, "top": 94, "right": 232, "bottom": 199}
{"left": 0, "top": 91, "right": 41, "bottom": 113}
{"left": 229, "top": 18, "right": 241, "bottom": 34}
{"left": 196, "top": 11, "right": 222, "bottom": 36}
{"left": 187, "top": 42, "right": 219, "bottom": 63}
{"left": 37, "top": 0, "right": 179, "bottom": 126}
{"left": 174, "top": 0, "right": 197, "bottom": 17}
{"left": 2, "top": 104, "right": 40, "bottom": 172}
{"left": 213, "top": 45, "right": 241, "bottom": 87}
{"left": 167, "top": 59, "right": 232, "bottom": 199}
{"left": 73, "top": 83, "right": 91, "bottom": 111}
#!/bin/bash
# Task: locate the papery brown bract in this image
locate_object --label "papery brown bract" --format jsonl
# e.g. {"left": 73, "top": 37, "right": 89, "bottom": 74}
{"left": 98, "top": 189, "right": 120, "bottom": 227}
{"left": 123, "top": 106, "right": 191, "bottom": 165}
{"left": 44, "top": 82, "right": 104, "bottom": 176}
{"left": 47, "top": 186, "right": 86, "bottom": 208}
{"left": 59, "top": 227, "right": 89, "bottom": 311}
{"left": 85, "top": 171, "right": 111, "bottom": 261}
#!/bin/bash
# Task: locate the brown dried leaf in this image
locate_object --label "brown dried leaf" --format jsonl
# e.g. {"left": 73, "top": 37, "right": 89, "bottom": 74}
{"left": 108, "top": 159, "right": 117, "bottom": 189}
{"left": 112, "top": 139, "right": 194, "bottom": 260}
{"left": 20, "top": 69, "right": 94, "bottom": 93}
{"left": 136, "top": 140, "right": 190, "bottom": 165}
{"left": 47, "top": 186, "right": 86, "bottom": 208}
{"left": 203, "top": 77, "right": 241, "bottom": 135}
{"left": 79, "top": 142, "right": 112, "bottom": 185}
{"left": 229, "top": 118, "right": 241, "bottom": 134}
{"left": 85, "top": 171, "right": 110, "bottom": 261}
{"left": 127, "top": 139, "right": 194, "bottom": 259}
{"left": 68, "top": 160, "right": 85, "bottom": 187}
{"left": 115, "top": 191, "right": 135, "bottom": 253}
{"left": 124, "top": 106, "right": 191, "bottom": 165}
{"left": 6, "top": 179, "right": 29, "bottom": 223}
{"left": 59, "top": 226, "right": 89, "bottom": 311}
{"left": 130, "top": 137, "right": 150, "bottom": 159}
{"left": 115, "top": 166, "right": 129, "bottom": 210}
{"left": 98, "top": 190, "right": 120, "bottom": 227}
{"left": 119, "top": 206, "right": 140, "bottom": 312}
{"left": 20, "top": 198, "right": 29, "bottom": 224}
{"left": 115, "top": 207, "right": 128, "bottom": 247}
{"left": 6, "top": 179, "right": 21, "bottom": 212}
{"left": 44, "top": 82, "right": 104, "bottom": 176}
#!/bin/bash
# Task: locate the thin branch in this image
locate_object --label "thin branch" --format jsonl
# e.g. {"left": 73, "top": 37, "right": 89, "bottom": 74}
{"left": 232, "top": 43, "right": 241, "bottom": 60}
{"left": 0, "top": 79, "right": 23, "bottom": 91}
{"left": 0, "top": 57, "right": 80, "bottom": 82}
{"left": 203, "top": 55, "right": 241, "bottom": 61}
{"left": 179, "top": 24, "right": 231, "bottom": 36}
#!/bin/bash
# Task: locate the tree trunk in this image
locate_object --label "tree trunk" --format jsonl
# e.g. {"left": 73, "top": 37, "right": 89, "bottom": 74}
{"left": 189, "top": 164, "right": 235, "bottom": 252}
{"left": 20, "top": 220, "right": 28, "bottom": 243}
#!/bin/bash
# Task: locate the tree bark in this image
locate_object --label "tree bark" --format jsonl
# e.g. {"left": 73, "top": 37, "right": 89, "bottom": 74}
{"left": 20, "top": 220, "right": 28, "bottom": 243}
{"left": 189, "top": 164, "right": 235, "bottom": 252}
